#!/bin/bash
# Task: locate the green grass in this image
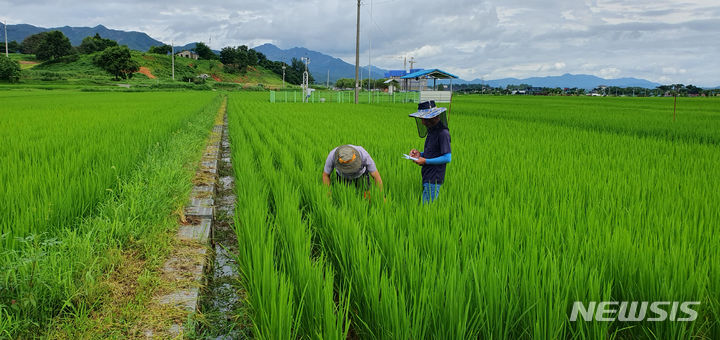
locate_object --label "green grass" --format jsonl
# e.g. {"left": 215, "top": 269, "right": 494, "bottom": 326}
{"left": 0, "top": 91, "right": 221, "bottom": 337}
{"left": 9, "top": 50, "right": 287, "bottom": 89}
{"left": 6, "top": 53, "right": 39, "bottom": 70}
{"left": 226, "top": 94, "right": 719, "bottom": 339}
{"left": 455, "top": 95, "right": 720, "bottom": 144}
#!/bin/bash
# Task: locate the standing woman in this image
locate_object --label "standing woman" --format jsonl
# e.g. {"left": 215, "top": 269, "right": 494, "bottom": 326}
{"left": 408, "top": 101, "right": 451, "bottom": 203}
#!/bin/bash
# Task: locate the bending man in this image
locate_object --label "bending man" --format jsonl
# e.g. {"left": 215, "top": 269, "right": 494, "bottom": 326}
{"left": 322, "top": 144, "right": 383, "bottom": 197}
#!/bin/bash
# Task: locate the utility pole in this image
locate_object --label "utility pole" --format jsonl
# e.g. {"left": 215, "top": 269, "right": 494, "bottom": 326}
{"left": 408, "top": 57, "right": 416, "bottom": 91}
{"left": 368, "top": 0, "right": 373, "bottom": 98}
{"left": 327, "top": 69, "right": 329, "bottom": 89}
{"left": 354, "top": 0, "right": 361, "bottom": 104}
{"left": 171, "top": 41, "right": 175, "bottom": 81}
{"left": 282, "top": 65, "right": 286, "bottom": 89}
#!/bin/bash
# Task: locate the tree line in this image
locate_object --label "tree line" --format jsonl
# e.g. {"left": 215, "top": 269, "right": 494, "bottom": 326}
{"left": 452, "top": 83, "right": 719, "bottom": 97}
{"left": 1, "top": 31, "right": 138, "bottom": 81}
{"left": 1, "top": 30, "right": 312, "bottom": 85}
{"left": 146, "top": 42, "right": 312, "bottom": 85}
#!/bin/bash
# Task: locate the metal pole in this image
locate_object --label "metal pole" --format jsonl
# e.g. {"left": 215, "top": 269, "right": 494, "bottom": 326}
{"left": 367, "top": 66, "right": 370, "bottom": 103}
{"left": 354, "top": 0, "right": 361, "bottom": 104}
{"left": 171, "top": 42, "right": 175, "bottom": 81}
{"left": 673, "top": 86, "right": 678, "bottom": 122}
{"left": 368, "top": 0, "right": 373, "bottom": 101}
{"left": 301, "top": 57, "right": 310, "bottom": 103}
{"left": 282, "top": 65, "right": 286, "bottom": 89}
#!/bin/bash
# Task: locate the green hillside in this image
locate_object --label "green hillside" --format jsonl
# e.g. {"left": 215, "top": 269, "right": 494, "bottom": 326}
{"left": 5, "top": 51, "right": 292, "bottom": 90}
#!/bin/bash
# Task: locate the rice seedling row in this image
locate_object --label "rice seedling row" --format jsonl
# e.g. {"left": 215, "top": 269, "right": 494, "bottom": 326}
{"left": 227, "top": 93, "right": 719, "bottom": 339}
{"left": 0, "top": 91, "right": 221, "bottom": 336}
{"left": 0, "top": 91, "right": 219, "bottom": 247}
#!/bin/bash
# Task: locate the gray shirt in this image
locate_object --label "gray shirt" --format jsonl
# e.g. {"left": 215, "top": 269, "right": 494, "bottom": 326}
{"left": 323, "top": 145, "right": 378, "bottom": 178}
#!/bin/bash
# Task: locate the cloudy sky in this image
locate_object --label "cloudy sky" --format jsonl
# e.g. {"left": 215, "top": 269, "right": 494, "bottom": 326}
{"left": 3, "top": 0, "right": 720, "bottom": 86}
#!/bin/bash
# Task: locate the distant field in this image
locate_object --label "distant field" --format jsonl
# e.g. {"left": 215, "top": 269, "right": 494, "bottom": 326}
{"left": 228, "top": 94, "right": 720, "bottom": 338}
{"left": 453, "top": 95, "right": 720, "bottom": 144}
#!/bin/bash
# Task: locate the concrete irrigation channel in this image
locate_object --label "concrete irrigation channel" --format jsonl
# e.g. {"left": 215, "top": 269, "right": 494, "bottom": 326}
{"left": 197, "top": 110, "right": 251, "bottom": 339}
{"left": 144, "top": 97, "right": 248, "bottom": 338}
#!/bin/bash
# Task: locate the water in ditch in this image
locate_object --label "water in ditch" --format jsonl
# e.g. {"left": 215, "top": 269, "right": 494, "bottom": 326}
{"left": 197, "top": 121, "right": 251, "bottom": 339}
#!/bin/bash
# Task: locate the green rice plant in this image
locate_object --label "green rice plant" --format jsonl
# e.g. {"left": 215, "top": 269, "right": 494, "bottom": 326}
{"left": 228, "top": 102, "right": 349, "bottom": 339}
{"left": 0, "top": 90, "right": 217, "bottom": 247}
{"left": 0, "top": 90, "right": 220, "bottom": 337}
{"left": 227, "top": 93, "right": 720, "bottom": 339}
{"left": 454, "top": 95, "right": 720, "bottom": 144}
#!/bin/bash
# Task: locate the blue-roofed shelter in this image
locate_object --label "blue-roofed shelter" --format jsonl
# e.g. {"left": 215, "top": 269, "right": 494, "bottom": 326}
{"left": 401, "top": 68, "right": 459, "bottom": 91}
{"left": 401, "top": 69, "right": 458, "bottom": 103}
{"left": 385, "top": 70, "right": 408, "bottom": 78}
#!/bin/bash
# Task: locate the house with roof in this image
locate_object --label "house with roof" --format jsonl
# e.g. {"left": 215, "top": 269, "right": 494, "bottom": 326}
{"left": 400, "top": 69, "right": 459, "bottom": 103}
{"left": 176, "top": 50, "right": 199, "bottom": 60}
{"left": 384, "top": 69, "right": 427, "bottom": 91}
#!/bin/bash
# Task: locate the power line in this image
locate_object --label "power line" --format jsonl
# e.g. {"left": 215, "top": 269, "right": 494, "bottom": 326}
{"left": 354, "top": 0, "right": 361, "bottom": 104}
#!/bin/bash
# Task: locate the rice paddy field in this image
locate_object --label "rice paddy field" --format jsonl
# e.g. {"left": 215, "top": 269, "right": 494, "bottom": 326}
{"left": 0, "top": 91, "right": 220, "bottom": 336}
{"left": 227, "top": 93, "right": 720, "bottom": 339}
{"left": 1, "top": 90, "right": 718, "bottom": 339}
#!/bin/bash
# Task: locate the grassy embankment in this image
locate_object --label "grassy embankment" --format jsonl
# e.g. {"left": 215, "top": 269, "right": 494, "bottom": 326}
{"left": 1, "top": 51, "right": 289, "bottom": 91}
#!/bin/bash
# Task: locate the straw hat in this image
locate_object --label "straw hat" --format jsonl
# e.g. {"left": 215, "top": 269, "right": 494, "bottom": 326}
{"left": 408, "top": 100, "right": 446, "bottom": 119}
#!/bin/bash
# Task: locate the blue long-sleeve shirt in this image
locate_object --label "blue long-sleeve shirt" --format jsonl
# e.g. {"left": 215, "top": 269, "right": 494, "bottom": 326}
{"left": 424, "top": 152, "right": 451, "bottom": 165}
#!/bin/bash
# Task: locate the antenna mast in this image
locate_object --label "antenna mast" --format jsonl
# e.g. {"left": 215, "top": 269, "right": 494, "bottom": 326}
{"left": 301, "top": 57, "right": 310, "bottom": 102}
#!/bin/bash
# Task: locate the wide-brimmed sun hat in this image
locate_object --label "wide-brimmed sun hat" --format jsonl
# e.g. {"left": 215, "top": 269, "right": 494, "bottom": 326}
{"left": 334, "top": 145, "right": 363, "bottom": 178}
{"left": 408, "top": 100, "right": 446, "bottom": 119}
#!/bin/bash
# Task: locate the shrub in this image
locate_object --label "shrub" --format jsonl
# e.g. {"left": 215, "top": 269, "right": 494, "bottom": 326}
{"left": 0, "top": 56, "right": 21, "bottom": 82}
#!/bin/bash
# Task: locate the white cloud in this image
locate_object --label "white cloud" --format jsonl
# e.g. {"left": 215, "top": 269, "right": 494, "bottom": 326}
{"left": 662, "top": 67, "right": 687, "bottom": 75}
{"left": 598, "top": 67, "right": 621, "bottom": 78}
{"left": 2, "top": 0, "right": 720, "bottom": 85}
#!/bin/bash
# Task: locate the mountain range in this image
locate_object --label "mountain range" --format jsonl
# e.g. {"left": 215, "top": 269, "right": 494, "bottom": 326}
{"left": 252, "top": 43, "right": 386, "bottom": 84}
{"left": 461, "top": 74, "right": 661, "bottom": 89}
{"left": 6, "top": 23, "right": 686, "bottom": 89}
{"left": 6, "top": 24, "right": 203, "bottom": 54}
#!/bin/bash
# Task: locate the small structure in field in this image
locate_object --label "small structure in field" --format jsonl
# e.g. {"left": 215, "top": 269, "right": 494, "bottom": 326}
{"left": 385, "top": 69, "right": 426, "bottom": 91}
{"left": 177, "top": 50, "right": 199, "bottom": 60}
{"left": 401, "top": 69, "right": 458, "bottom": 103}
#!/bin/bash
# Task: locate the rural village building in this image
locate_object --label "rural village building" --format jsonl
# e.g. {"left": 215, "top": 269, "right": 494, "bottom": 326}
{"left": 385, "top": 69, "right": 427, "bottom": 91}
{"left": 176, "top": 50, "right": 199, "bottom": 60}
